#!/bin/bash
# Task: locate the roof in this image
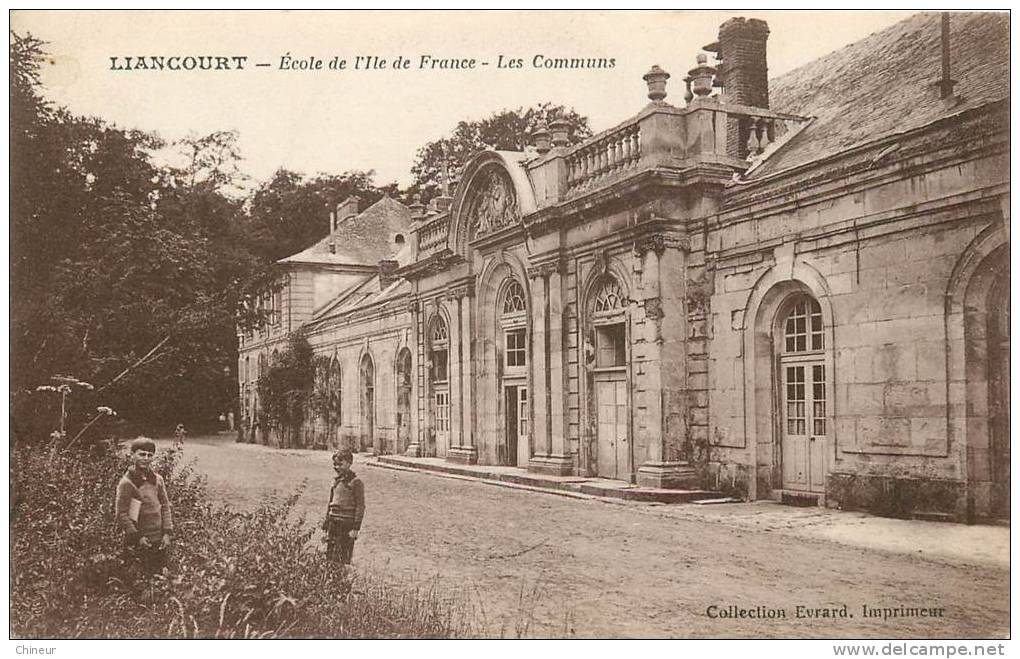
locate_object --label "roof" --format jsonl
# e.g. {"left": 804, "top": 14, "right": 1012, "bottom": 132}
{"left": 311, "top": 273, "right": 411, "bottom": 322}
{"left": 279, "top": 196, "right": 413, "bottom": 266}
{"left": 752, "top": 12, "right": 1009, "bottom": 177}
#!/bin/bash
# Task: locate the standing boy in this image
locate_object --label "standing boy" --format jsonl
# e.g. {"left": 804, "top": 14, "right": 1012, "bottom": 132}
{"left": 115, "top": 437, "right": 173, "bottom": 573}
{"left": 323, "top": 449, "right": 365, "bottom": 565}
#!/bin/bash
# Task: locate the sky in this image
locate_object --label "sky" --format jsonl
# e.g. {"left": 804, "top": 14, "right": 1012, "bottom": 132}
{"left": 12, "top": 10, "right": 919, "bottom": 189}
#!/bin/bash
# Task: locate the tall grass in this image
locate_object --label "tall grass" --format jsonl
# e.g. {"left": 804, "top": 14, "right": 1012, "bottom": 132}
{"left": 10, "top": 440, "right": 470, "bottom": 638}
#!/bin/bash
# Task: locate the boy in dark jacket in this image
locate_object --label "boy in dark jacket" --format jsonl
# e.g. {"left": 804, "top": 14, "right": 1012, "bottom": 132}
{"left": 115, "top": 437, "right": 173, "bottom": 573}
{"left": 322, "top": 449, "right": 365, "bottom": 565}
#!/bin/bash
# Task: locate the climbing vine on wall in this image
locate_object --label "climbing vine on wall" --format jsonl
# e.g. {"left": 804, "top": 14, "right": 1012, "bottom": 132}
{"left": 256, "top": 332, "right": 315, "bottom": 436}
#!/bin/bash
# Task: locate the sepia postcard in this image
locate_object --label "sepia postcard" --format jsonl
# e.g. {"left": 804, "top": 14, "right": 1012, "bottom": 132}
{"left": 8, "top": 8, "right": 1011, "bottom": 653}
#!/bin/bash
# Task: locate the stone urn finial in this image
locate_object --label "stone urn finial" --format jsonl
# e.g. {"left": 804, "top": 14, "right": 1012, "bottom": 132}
{"left": 643, "top": 65, "right": 670, "bottom": 102}
{"left": 688, "top": 54, "right": 717, "bottom": 99}
{"left": 532, "top": 122, "right": 552, "bottom": 154}
{"left": 549, "top": 118, "right": 571, "bottom": 148}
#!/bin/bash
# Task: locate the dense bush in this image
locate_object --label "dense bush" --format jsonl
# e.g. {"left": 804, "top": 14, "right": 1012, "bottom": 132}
{"left": 10, "top": 440, "right": 468, "bottom": 638}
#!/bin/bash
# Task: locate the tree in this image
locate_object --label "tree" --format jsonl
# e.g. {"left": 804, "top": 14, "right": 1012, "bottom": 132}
{"left": 10, "top": 33, "right": 268, "bottom": 436}
{"left": 409, "top": 102, "right": 591, "bottom": 203}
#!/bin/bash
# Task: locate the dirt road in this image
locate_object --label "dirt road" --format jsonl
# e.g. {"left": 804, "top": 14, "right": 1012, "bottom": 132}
{"left": 169, "top": 435, "right": 1009, "bottom": 639}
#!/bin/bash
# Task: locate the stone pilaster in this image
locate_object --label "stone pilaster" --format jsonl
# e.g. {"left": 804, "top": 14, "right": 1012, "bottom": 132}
{"left": 634, "top": 234, "right": 698, "bottom": 489}
{"left": 531, "top": 260, "right": 574, "bottom": 475}
{"left": 405, "top": 299, "right": 424, "bottom": 457}
{"left": 447, "top": 292, "right": 462, "bottom": 460}
{"left": 527, "top": 265, "right": 550, "bottom": 471}
{"left": 448, "top": 284, "right": 477, "bottom": 464}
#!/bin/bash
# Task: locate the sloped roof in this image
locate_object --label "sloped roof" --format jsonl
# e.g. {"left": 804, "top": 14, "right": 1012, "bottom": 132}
{"left": 312, "top": 273, "right": 411, "bottom": 321}
{"left": 752, "top": 12, "right": 1009, "bottom": 177}
{"left": 279, "top": 196, "right": 413, "bottom": 266}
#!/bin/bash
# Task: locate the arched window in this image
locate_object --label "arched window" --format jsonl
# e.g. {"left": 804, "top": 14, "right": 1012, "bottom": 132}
{"left": 329, "top": 358, "right": 342, "bottom": 427}
{"left": 360, "top": 353, "right": 375, "bottom": 451}
{"left": 592, "top": 277, "right": 625, "bottom": 314}
{"left": 427, "top": 315, "right": 450, "bottom": 455}
{"left": 782, "top": 296, "right": 824, "bottom": 353}
{"left": 501, "top": 279, "right": 527, "bottom": 368}
{"left": 429, "top": 315, "right": 449, "bottom": 383}
{"left": 589, "top": 276, "right": 627, "bottom": 368}
{"left": 503, "top": 280, "right": 527, "bottom": 314}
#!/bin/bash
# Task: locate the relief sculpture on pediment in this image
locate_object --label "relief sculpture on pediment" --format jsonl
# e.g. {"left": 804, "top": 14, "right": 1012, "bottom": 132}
{"left": 469, "top": 169, "right": 518, "bottom": 238}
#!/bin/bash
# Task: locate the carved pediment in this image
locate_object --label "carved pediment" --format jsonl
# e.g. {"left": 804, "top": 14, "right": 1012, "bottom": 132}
{"left": 468, "top": 169, "right": 519, "bottom": 238}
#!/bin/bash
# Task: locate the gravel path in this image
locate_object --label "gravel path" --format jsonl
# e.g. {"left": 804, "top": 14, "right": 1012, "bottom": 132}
{"left": 166, "top": 435, "right": 1010, "bottom": 639}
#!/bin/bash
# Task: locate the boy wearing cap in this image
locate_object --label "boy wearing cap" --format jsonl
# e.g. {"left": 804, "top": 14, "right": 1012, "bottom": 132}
{"left": 115, "top": 437, "right": 174, "bottom": 572}
{"left": 322, "top": 449, "right": 365, "bottom": 565}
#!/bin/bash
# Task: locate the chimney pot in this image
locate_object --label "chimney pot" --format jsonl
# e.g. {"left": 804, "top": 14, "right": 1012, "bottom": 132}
{"left": 643, "top": 64, "right": 671, "bottom": 102}
{"left": 549, "top": 119, "right": 571, "bottom": 148}
{"left": 532, "top": 123, "right": 552, "bottom": 154}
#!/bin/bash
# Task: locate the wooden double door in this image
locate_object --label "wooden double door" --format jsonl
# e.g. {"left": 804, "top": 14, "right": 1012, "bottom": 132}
{"left": 595, "top": 374, "right": 629, "bottom": 481}
{"left": 781, "top": 359, "right": 828, "bottom": 493}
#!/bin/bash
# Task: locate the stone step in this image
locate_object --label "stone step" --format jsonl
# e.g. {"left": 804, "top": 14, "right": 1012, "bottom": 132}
{"left": 578, "top": 482, "right": 722, "bottom": 503}
{"left": 375, "top": 455, "right": 726, "bottom": 505}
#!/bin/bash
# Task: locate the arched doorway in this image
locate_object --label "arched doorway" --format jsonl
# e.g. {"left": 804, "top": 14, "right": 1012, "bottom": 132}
{"left": 396, "top": 348, "right": 413, "bottom": 454}
{"left": 499, "top": 278, "right": 528, "bottom": 466}
{"left": 427, "top": 315, "right": 450, "bottom": 458}
{"left": 776, "top": 295, "right": 828, "bottom": 493}
{"left": 958, "top": 239, "right": 1010, "bottom": 521}
{"left": 359, "top": 353, "right": 375, "bottom": 454}
{"left": 988, "top": 273, "right": 1010, "bottom": 517}
{"left": 586, "top": 275, "right": 630, "bottom": 480}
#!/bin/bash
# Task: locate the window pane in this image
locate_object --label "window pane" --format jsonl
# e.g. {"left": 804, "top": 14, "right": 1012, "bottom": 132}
{"left": 502, "top": 280, "right": 527, "bottom": 315}
{"left": 783, "top": 296, "right": 824, "bottom": 354}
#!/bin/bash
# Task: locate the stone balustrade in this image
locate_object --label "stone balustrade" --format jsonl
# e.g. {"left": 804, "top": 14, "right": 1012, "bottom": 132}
{"left": 738, "top": 111, "right": 805, "bottom": 159}
{"left": 417, "top": 214, "right": 450, "bottom": 253}
{"left": 565, "top": 122, "right": 641, "bottom": 192}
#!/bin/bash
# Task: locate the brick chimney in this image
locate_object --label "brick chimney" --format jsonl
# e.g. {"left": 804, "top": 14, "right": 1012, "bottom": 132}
{"left": 707, "top": 17, "right": 770, "bottom": 109}
{"left": 336, "top": 195, "right": 360, "bottom": 221}
{"left": 378, "top": 259, "right": 399, "bottom": 290}
{"left": 704, "top": 17, "right": 769, "bottom": 160}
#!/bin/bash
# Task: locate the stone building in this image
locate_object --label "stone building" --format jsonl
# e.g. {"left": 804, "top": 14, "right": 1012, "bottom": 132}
{"left": 238, "top": 12, "right": 1009, "bottom": 521}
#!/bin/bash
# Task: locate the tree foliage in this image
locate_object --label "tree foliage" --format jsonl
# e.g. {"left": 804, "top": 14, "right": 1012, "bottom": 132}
{"left": 10, "top": 35, "right": 264, "bottom": 432}
{"left": 409, "top": 102, "right": 591, "bottom": 203}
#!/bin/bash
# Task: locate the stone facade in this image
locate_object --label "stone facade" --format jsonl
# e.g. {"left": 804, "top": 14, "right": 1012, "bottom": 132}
{"left": 238, "top": 13, "right": 1009, "bottom": 521}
